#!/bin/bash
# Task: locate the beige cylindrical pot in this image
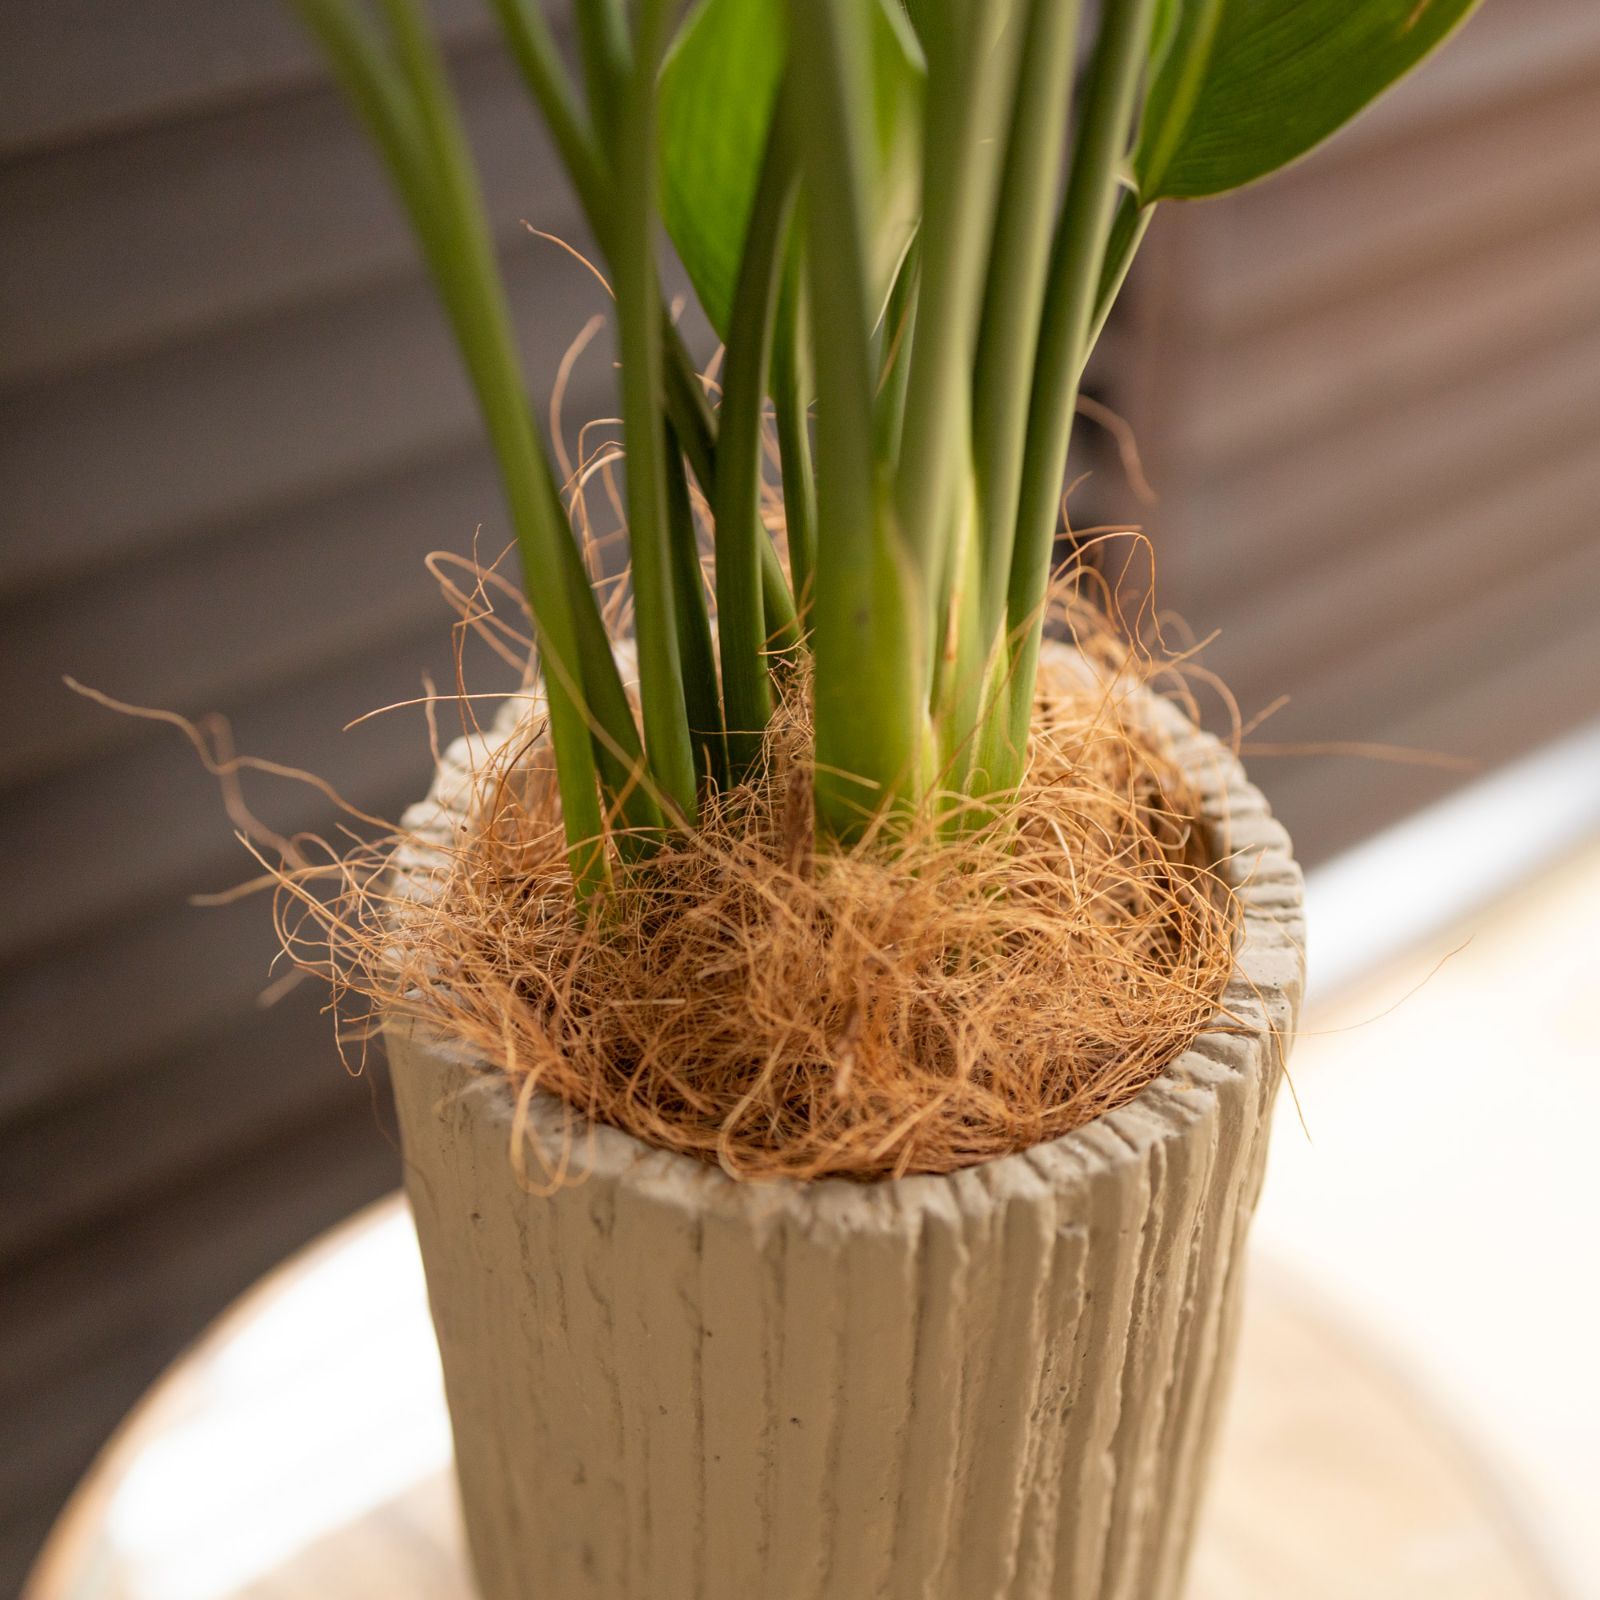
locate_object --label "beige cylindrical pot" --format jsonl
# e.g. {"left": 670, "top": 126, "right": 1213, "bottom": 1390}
{"left": 388, "top": 663, "right": 1304, "bottom": 1600}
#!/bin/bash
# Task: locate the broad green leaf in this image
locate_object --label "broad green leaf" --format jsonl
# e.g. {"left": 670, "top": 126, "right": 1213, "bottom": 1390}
{"left": 659, "top": 0, "right": 924, "bottom": 340}
{"left": 1134, "top": 0, "right": 1486, "bottom": 202}
{"left": 1135, "top": 0, "right": 1225, "bottom": 197}
{"left": 1146, "top": 0, "right": 1185, "bottom": 75}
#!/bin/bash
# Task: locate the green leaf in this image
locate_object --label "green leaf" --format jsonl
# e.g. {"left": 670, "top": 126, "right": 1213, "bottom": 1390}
{"left": 1147, "top": 0, "right": 1185, "bottom": 73}
{"left": 1135, "top": 0, "right": 1486, "bottom": 202}
{"left": 658, "top": 0, "right": 924, "bottom": 341}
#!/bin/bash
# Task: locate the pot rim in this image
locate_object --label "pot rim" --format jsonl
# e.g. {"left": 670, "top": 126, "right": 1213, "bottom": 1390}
{"left": 388, "top": 645, "right": 1304, "bottom": 1231}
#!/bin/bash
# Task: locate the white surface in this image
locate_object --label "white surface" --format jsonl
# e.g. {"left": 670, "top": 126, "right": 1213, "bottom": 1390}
{"left": 102, "top": 1212, "right": 448, "bottom": 1600}
{"left": 1258, "top": 818, "right": 1600, "bottom": 1599}
{"left": 1303, "top": 716, "right": 1600, "bottom": 1003}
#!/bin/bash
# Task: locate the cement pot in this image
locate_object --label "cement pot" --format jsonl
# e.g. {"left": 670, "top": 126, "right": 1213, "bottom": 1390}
{"left": 386, "top": 657, "right": 1304, "bottom": 1600}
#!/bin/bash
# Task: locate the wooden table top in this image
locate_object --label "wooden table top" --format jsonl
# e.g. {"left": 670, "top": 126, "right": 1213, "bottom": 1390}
{"left": 25, "top": 1195, "right": 1564, "bottom": 1600}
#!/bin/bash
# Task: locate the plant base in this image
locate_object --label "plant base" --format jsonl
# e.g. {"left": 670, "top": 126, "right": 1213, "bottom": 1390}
{"left": 387, "top": 659, "right": 1303, "bottom": 1600}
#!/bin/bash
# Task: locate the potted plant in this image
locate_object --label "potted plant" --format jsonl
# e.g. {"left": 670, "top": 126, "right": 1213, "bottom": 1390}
{"left": 285, "top": 1, "right": 1482, "bottom": 1596}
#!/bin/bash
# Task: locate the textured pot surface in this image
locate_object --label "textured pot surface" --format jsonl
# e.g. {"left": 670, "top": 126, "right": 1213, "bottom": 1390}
{"left": 388, "top": 657, "right": 1304, "bottom": 1600}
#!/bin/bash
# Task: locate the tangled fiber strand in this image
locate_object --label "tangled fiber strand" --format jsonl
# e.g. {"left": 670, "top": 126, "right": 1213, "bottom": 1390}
{"left": 261, "top": 583, "right": 1240, "bottom": 1186}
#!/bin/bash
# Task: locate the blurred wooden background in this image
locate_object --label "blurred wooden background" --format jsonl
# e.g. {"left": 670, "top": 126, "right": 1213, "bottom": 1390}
{"left": 2, "top": 0, "right": 1597, "bottom": 1588}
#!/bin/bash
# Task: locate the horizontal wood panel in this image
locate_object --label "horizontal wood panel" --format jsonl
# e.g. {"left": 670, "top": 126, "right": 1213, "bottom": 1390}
{"left": 1238, "top": 531, "right": 1600, "bottom": 759}
{"left": 1156, "top": 313, "right": 1600, "bottom": 613}
{"left": 0, "top": 255, "right": 617, "bottom": 600}
{"left": 1328, "top": 0, "right": 1600, "bottom": 158}
{"left": 0, "top": 0, "right": 492, "bottom": 159}
{"left": 0, "top": 441, "right": 500, "bottom": 789}
{"left": 0, "top": 998, "right": 384, "bottom": 1270}
{"left": 0, "top": 622, "right": 517, "bottom": 969}
{"left": 1256, "top": 557, "right": 1600, "bottom": 864}
{"left": 1181, "top": 67, "right": 1600, "bottom": 338}
{"left": 0, "top": 47, "right": 581, "bottom": 390}
{"left": 0, "top": 10, "right": 590, "bottom": 1592}
{"left": 1163, "top": 201, "right": 1600, "bottom": 470}
{"left": 0, "top": 656, "right": 532, "bottom": 1135}
{"left": 1, "top": 891, "right": 347, "bottom": 1130}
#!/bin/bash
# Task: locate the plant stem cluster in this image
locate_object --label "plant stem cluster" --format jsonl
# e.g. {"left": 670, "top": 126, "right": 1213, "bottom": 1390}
{"left": 293, "top": 0, "right": 1481, "bottom": 887}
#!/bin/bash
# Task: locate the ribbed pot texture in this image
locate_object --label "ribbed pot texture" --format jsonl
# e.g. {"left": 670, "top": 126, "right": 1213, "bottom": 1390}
{"left": 387, "top": 654, "right": 1304, "bottom": 1600}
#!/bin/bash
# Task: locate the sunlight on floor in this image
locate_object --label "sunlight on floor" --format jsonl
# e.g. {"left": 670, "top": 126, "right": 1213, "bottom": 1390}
{"left": 1254, "top": 725, "right": 1600, "bottom": 1598}
{"left": 102, "top": 1217, "right": 450, "bottom": 1600}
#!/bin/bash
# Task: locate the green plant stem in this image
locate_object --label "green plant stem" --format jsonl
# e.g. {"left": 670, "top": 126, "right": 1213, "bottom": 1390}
{"left": 488, "top": 0, "right": 798, "bottom": 649}
{"left": 665, "top": 326, "right": 718, "bottom": 485}
{"left": 491, "top": 0, "right": 706, "bottom": 445}
{"left": 1002, "top": 0, "right": 1158, "bottom": 777}
{"left": 760, "top": 532, "right": 802, "bottom": 652}
{"left": 345, "top": 0, "right": 661, "bottom": 840}
{"left": 713, "top": 108, "right": 798, "bottom": 774}
{"left": 303, "top": 0, "right": 648, "bottom": 888}
{"left": 1086, "top": 189, "right": 1154, "bottom": 363}
{"left": 972, "top": 0, "right": 1081, "bottom": 645}
{"left": 573, "top": 0, "right": 632, "bottom": 129}
{"left": 486, "top": 0, "right": 608, "bottom": 219}
{"left": 772, "top": 217, "right": 817, "bottom": 627}
{"left": 773, "top": 326, "right": 816, "bottom": 623}
{"left": 663, "top": 433, "right": 728, "bottom": 791}
{"left": 891, "top": 1, "right": 1021, "bottom": 687}
{"left": 546, "top": 469, "right": 661, "bottom": 832}
{"left": 928, "top": 479, "right": 985, "bottom": 798}
{"left": 662, "top": 322, "right": 797, "bottom": 656}
{"left": 788, "top": 0, "right": 927, "bottom": 838}
{"left": 611, "top": 0, "right": 700, "bottom": 823}
{"left": 874, "top": 239, "right": 919, "bottom": 463}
